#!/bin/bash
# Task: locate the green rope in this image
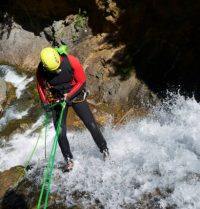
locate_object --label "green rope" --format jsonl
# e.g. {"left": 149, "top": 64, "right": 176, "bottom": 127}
{"left": 37, "top": 101, "right": 66, "bottom": 209}
{"left": 9, "top": 111, "right": 51, "bottom": 191}
{"left": 25, "top": 102, "right": 61, "bottom": 167}
{"left": 24, "top": 127, "right": 43, "bottom": 170}
{"left": 18, "top": 100, "right": 64, "bottom": 209}
{"left": 44, "top": 112, "right": 50, "bottom": 160}
{"left": 24, "top": 112, "right": 50, "bottom": 169}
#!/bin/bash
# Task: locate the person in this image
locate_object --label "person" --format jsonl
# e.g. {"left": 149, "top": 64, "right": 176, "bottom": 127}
{"left": 36, "top": 46, "right": 109, "bottom": 172}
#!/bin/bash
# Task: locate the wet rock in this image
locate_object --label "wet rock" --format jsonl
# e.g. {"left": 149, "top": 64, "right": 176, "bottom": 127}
{"left": 0, "top": 79, "right": 16, "bottom": 117}
{"left": 0, "top": 166, "right": 25, "bottom": 200}
{"left": 0, "top": 10, "right": 90, "bottom": 74}
{"left": 0, "top": 78, "right": 6, "bottom": 114}
{"left": 50, "top": 14, "right": 91, "bottom": 47}
{"left": 0, "top": 19, "right": 49, "bottom": 73}
{"left": 1, "top": 82, "right": 17, "bottom": 115}
{"left": 0, "top": 166, "right": 82, "bottom": 209}
{"left": 77, "top": 36, "right": 158, "bottom": 109}
{"left": 1, "top": 190, "right": 28, "bottom": 209}
{"left": 96, "top": 0, "right": 120, "bottom": 24}
{"left": 0, "top": 80, "right": 42, "bottom": 140}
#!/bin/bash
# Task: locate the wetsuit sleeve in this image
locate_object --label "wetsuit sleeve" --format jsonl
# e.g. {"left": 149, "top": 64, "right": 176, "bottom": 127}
{"left": 36, "top": 64, "right": 47, "bottom": 103}
{"left": 67, "top": 55, "right": 86, "bottom": 100}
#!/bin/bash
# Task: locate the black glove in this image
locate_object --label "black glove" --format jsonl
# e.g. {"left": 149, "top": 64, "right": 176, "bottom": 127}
{"left": 57, "top": 94, "right": 73, "bottom": 105}
{"left": 59, "top": 97, "right": 66, "bottom": 102}
{"left": 41, "top": 102, "right": 51, "bottom": 112}
{"left": 66, "top": 97, "right": 73, "bottom": 106}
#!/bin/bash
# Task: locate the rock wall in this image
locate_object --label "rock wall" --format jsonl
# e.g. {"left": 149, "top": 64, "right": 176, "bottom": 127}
{"left": 0, "top": 0, "right": 156, "bottom": 111}
{"left": 114, "top": 0, "right": 200, "bottom": 99}
{"left": 0, "top": 78, "right": 6, "bottom": 113}
{"left": 0, "top": 0, "right": 199, "bottom": 108}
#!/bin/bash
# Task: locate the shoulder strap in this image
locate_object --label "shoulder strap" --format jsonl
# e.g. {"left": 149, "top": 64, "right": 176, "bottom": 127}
{"left": 55, "top": 45, "right": 68, "bottom": 55}
{"left": 60, "top": 55, "right": 73, "bottom": 72}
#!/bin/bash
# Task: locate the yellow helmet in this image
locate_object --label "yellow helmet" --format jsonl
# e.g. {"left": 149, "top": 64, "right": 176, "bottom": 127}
{"left": 40, "top": 47, "right": 60, "bottom": 71}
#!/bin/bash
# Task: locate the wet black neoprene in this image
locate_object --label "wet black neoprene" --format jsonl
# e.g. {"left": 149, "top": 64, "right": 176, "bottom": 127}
{"left": 52, "top": 101, "right": 108, "bottom": 160}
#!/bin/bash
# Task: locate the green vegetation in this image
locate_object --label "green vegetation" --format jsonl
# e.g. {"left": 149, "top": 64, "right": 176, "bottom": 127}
{"left": 119, "top": 54, "right": 134, "bottom": 79}
{"left": 72, "top": 9, "right": 88, "bottom": 42}
{"left": 74, "top": 9, "right": 87, "bottom": 31}
{"left": 72, "top": 32, "right": 79, "bottom": 42}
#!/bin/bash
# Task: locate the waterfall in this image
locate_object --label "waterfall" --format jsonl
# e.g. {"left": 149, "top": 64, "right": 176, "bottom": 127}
{"left": 1, "top": 65, "right": 200, "bottom": 209}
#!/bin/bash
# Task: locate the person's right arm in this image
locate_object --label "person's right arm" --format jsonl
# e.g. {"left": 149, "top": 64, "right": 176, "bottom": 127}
{"left": 36, "top": 64, "right": 48, "bottom": 103}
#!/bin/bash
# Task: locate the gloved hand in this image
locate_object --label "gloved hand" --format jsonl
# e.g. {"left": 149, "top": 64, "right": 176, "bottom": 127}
{"left": 59, "top": 94, "right": 68, "bottom": 103}
{"left": 59, "top": 97, "right": 72, "bottom": 105}
{"left": 41, "top": 102, "right": 51, "bottom": 112}
{"left": 59, "top": 97, "right": 66, "bottom": 102}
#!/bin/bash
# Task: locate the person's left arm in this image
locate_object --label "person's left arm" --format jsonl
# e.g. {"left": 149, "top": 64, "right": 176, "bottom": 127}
{"left": 65, "top": 55, "right": 86, "bottom": 101}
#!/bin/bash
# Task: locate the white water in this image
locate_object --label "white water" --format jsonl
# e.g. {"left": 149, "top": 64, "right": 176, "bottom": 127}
{"left": 0, "top": 65, "right": 33, "bottom": 98}
{"left": 0, "top": 65, "right": 33, "bottom": 131}
{"left": 1, "top": 67, "right": 200, "bottom": 208}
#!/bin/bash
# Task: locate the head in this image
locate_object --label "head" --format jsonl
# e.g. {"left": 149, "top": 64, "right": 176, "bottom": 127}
{"left": 40, "top": 47, "right": 61, "bottom": 73}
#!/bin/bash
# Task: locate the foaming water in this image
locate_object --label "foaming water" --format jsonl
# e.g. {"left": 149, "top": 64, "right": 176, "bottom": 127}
{"left": 0, "top": 65, "right": 33, "bottom": 98}
{"left": 0, "top": 106, "right": 29, "bottom": 129}
{"left": 1, "top": 94, "right": 200, "bottom": 208}
{"left": 0, "top": 65, "right": 33, "bottom": 132}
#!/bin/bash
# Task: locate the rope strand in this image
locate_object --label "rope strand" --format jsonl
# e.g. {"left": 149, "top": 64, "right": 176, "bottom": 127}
{"left": 37, "top": 101, "right": 66, "bottom": 209}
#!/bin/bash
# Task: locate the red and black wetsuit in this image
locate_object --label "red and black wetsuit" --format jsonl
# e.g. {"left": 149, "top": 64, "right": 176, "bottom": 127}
{"left": 37, "top": 54, "right": 86, "bottom": 103}
{"left": 36, "top": 54, "right": 108, "bottom": 160}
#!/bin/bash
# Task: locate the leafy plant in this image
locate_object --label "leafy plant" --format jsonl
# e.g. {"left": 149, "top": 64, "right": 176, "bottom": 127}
{"left": 71, "top": 9, "right": 88, "bottom": 42}
{"left": 120, "top": 54, "right": 133, "bottom": 77}
{"left": 74, "top": 9, "right": 87, "bottom": 31}
{"left": 72, "top": 32, "right": 79, "bottom": 42}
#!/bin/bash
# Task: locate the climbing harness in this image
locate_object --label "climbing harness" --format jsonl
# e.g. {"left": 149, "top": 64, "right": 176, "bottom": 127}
{"left": 72, "top": 89, "right": 89, "bottom": 103}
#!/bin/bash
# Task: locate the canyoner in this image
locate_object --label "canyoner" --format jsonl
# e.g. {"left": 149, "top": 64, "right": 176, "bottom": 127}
{"left": 32, "top": 44, "right": 112, "bottom": 208}
{"left": 36, "top": 45, "right": 110, "bottom": 172}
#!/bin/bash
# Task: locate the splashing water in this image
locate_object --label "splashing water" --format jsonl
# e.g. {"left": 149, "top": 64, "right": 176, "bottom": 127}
{"left": 0, "top": 65, "right": 33, "bottom": 132}
{"left": 1, "top": 92, "right": 200, "bottom": 208}
{"left": 1, "top": 65, "right": 200, "bottom": 209}
{"left": 0, "top": 65, "right": 33, "bottom": 98}
{"left": 0, "top": 105, "right": 29, "bottom": 129}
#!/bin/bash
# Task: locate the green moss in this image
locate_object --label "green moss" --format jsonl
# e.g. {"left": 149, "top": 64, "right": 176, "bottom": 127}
{"left": 72, "top": 8, "right": 88, "bottom": 42}
{"left": 12, "top": 166, "right": 26, "bottom": 179}
{"left": 119, "top": 54, "right": 134, "bottom": 79}
{"left": 75, "top": 9, "right": 87, "bottom": 31}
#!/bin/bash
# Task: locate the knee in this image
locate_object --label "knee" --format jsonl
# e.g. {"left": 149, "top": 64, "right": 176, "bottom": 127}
{"left": 59, "top": 126, "right": 67, "bottom": 137}
{"left": 86, "top": 121, "right": 99, "bottom": 132}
